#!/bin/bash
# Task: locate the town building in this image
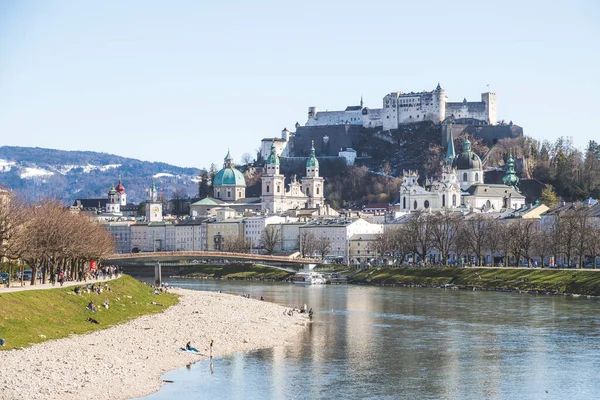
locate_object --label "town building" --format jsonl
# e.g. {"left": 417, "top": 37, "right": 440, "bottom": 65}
{"left": 299, "top": 218, "right": 383, "bottom": 261}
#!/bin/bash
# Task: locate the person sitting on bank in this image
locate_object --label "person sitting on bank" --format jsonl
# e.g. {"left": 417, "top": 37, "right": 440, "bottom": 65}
{"left": 87, "top": 301, "right": 97, "bottom": 312}
{"left": 185, "top": 341, "right": 198, "bottom": 352}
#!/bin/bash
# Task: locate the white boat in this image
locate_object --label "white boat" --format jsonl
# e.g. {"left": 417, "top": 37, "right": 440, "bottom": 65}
{"left": 290, "top": 271, "right": 327, "bottom": 285}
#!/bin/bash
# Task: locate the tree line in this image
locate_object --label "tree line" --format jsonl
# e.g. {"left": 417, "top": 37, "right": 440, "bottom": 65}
{"left": 370, "top": 207, "right": 600, "bottom": 268}
{"left": 0, "top": 197, "right": 115, "bottom": 285}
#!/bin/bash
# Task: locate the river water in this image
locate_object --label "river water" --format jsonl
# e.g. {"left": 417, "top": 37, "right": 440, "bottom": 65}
{"left": 139, "top": 279, "right": 600, "bottom": 400}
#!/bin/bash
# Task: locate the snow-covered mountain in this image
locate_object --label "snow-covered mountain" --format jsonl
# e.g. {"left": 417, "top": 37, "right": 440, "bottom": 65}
{"left": 0, "top": 146, "right": 203, "bottom": 203}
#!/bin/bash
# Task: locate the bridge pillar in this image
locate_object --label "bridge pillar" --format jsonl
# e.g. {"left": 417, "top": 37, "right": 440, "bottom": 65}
{"left": 155, "top": 262, "right": 162, "bottom": 286}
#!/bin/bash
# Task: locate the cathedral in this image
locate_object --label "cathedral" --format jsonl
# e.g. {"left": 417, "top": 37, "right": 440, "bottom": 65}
{"left": 202, "top": 145, "right": 326, "bottom": 215}
{"left": 261, "top": 141, "right": 324, "bottom": 213}
{"left": 399, "top": 125, "right": 525, "bottom": 213}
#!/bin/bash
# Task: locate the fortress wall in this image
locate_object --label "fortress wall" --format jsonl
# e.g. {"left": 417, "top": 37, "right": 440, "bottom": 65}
{"left": 293, "top": 125, "right": 362, "bottom": 157}
{"left": 306, "top": 109, "right": 363, "bottom": 126}
{"left": 446, "top": 102, "right": 488, "bottom": 122}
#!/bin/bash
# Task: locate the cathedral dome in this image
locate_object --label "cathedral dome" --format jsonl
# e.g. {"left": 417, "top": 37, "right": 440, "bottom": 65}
{"left": 213, "top": 168, "right": 246, "bottom": 187}
{"left": 213, "top": 150, "right": 246, "bottom": 187}
{"left": 452, "top": 137, "right": 482, "bottom": 170}
{"left": 108, "top": 184, "right": 118, "bottom": 196}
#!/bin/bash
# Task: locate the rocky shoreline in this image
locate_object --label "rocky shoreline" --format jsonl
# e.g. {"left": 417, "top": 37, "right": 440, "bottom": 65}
{"left": 0, "top": 288, "right": 308, "bottom": 400}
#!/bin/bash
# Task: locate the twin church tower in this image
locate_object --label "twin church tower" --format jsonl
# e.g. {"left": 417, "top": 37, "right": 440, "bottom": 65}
{"left": 211, "top": 141, "right": 324, "bottom": 213}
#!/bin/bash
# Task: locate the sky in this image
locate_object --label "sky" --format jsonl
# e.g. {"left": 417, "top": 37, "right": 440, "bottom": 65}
{"left": 0, "top": 0, "right": 599, "bottom": 169}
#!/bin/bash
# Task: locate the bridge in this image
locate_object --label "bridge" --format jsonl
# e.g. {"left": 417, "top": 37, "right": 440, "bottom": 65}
{"left": 103, "top": 251, "right": 318, "bottom": 269}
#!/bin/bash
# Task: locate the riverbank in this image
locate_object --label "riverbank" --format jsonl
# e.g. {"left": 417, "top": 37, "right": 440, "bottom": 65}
{"left": 349, "top": 267, "right": 600, "bottom": 296}
{"left": 0, "top": 284, "right": 307, "bottom": 400}
{"left": 179, "top": 263, "right": 295, "bottom": 281}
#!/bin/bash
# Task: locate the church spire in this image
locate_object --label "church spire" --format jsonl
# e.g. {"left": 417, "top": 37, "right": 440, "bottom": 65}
{"left": 360, "top": 95, "right": 364, "bottom": 108}
{"left": 446, "top": 123, "right": 456, "bottom": 160}
{"left": 502, "top": 153, "right": 520, "bottom": 188}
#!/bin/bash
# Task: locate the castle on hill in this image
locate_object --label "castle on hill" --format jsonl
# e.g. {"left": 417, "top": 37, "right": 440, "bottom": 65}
{"left": 306, "top": 83, "right": 496, "bottom": 130}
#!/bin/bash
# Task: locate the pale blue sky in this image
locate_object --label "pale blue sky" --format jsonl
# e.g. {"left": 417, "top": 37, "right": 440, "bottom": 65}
{"left": 0, "top": 0, "right": 598, "bottom": 168}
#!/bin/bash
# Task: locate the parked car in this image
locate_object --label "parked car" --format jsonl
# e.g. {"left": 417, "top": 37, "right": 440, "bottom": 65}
{"left": 0, "top": 272, "right": 9, "bottom": 284}
{"left": 22, "top": 270, "right": 33, "bottom": 281}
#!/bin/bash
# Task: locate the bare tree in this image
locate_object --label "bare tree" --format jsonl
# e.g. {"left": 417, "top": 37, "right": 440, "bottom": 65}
{"left": 259, "top": 225, "right": 280, "bottom": 255}
{"left": 430, "top": 211, "right": 461, "bottom": 266}
{"left": 240, "top": 153, "right": 253, "bottom": 165}
{"left": 462, "top": 214, "right": 489, "bottom": 266}
{"left": 315, "top": 236, "right": 332, "bottom": 260}
{"left": 300, "top": 231, "right": 316, "bottom": 258}
{"left": 405, "top": 211, "right": 433, "bottom": 264}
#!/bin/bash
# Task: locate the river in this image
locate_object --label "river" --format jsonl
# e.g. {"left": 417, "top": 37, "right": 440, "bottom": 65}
{"left": 138, "top": 279, "right": 600, "bottom": 400}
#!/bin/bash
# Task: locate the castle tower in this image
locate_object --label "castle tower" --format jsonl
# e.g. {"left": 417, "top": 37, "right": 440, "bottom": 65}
{"left": 433, "top": 82, "right": 446, "bottom": 123}
{"left": 261, "top": 142, "right": 285, "bottom": 213}
{"left": 301, "top": 141, "right": 324, "bottom": 208}
{"left": 482, "top": 92, "right": 497, "bottom": 125}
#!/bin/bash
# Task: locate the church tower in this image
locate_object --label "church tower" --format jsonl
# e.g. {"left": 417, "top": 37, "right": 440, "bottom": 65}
{"left": 502, "top": 154, "right": 520, "bottom": 188}
{"left": 301, "top": 141, "right": 324, "bottom": 208}
{"left": 261, "top": 142, "right": 285, "bottom": 213}
{"left": 146, "top": 182, "right": 163, "bottom": 222}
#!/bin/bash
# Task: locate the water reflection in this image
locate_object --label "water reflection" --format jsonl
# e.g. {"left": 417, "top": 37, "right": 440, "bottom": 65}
{"left": 140, "top": 280, "right": 600, "bottom": 400}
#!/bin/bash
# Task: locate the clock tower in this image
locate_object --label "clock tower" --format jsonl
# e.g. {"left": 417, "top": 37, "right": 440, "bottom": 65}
{"left": 146, "top": 182, "right": 163, "bottom": 222}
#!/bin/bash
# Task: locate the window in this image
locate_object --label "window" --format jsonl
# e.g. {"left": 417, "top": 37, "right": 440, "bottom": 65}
{"left": 452, "top": 194, "right": 457, "bottom": 206}
{"left": 306, "top": 188, "right": 310, "bottom": 196}
{"left": 463, "top": 172, "right": 468, "bottom": 182}
{"left": 403, "top": 197, "right": 406, "bottom": 209}
{"left": 442, "top": 194, "right": 446, "bottom": 207}
{"left": 266, "top": 185, "right": 270, "bottom": 193}
{"left": 475, "top": 173, "right": 479, "bottom": 182}
{"left": 316, "top": 187, "right": 320, "bottom": 195}
{"left": 413, "top": 200, "right": 417, "bottom": 210}
{"left": 277, "top": 186, "right": 280, "bottom": 193}
{"left": 424, "top": 200, "right": 430, "bottom": 209}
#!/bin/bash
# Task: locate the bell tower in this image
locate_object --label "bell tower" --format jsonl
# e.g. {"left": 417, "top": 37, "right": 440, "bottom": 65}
{"left": 301, "top": 141, "right": 324, "bottom": 208}
{"left": 261, "top": 142, "right": 285, "bottom": 213}
{"left": 146, "top": 182, "right": 163, "bottom": 222}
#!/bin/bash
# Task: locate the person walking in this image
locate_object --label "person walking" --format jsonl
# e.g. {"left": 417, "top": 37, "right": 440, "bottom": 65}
{"left": 209, "top": 339, "right": 214, "bottom": 359}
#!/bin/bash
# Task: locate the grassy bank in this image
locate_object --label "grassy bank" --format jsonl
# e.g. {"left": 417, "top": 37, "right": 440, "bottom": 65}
{"left": 0, "top": 275, "right": 178, "bottom": 350}
{"left": 182, "top": 263, "right": 294, "bottom": 280}
{"left": 350, "top": 267, "right": 600, "bottom": 296}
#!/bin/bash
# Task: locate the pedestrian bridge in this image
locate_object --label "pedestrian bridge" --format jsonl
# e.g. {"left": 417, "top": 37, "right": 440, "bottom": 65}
{"left": 104, "top": 251, "right": 318, "bottom": 268}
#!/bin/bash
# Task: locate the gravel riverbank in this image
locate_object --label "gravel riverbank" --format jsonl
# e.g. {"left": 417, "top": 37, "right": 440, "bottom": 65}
{"left": 0, "top": 288, "right": 308, "bottom": 400}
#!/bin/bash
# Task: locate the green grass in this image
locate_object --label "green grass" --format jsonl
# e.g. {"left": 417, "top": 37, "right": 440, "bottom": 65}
{"left": 350, "top": 267, "right": 600, "bottom": 296}
{"left": 0, "top": 275, "right": 178, "bottom": 350}
{"left": 182, "top": 263, "right": 294, "bottom": 280}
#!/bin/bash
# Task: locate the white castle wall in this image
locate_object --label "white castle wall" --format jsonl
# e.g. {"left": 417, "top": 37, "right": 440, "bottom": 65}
{"left": 305, "top": 86, "right": 496, "bottom": 129}
{"left": 307, "top": 109, "right": 363, "bottom": 126}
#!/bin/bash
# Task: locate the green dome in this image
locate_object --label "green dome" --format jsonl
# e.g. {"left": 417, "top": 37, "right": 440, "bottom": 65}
{"left": 306, "top": 141, "right": 319, "bottom": 168}
{"left": 452, "top": 136, "right": 482, "bottom": 170}
{"left": 213, "top": 167, "right": 246, "bottom": 187}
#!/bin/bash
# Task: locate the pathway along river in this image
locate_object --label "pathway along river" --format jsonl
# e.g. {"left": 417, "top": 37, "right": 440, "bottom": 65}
{"left": 139, "top": 279, "right": 600, "bottom": 400}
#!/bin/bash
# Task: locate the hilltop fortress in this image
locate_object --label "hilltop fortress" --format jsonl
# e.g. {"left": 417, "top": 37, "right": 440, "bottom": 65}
{"left": 306, "top": 83, "right": 496, "bottom": 130}
{"left": 259, "top": 83, "right": 521, "bottom": 171}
